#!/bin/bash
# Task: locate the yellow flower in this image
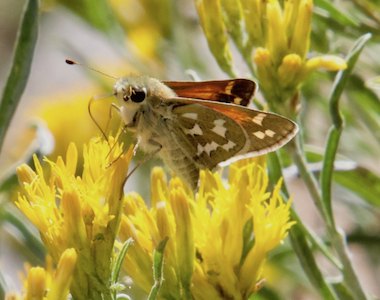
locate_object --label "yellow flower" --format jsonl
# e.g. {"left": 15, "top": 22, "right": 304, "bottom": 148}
{"left": 5, "top": 249, "right": 77, "bottom": 300}
{"left": 195, "top": 0, "right": 347, "bottom": 115}
{"left": 119, "top": 159, "right": 295, "bottom": 299}
{"left": 16, "top": 136, "right": 133, "bottom": 299}
{"left": 251, "top": 0, "right": 347, "bottom": 110}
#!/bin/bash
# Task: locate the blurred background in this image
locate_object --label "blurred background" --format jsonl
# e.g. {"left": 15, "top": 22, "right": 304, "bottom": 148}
{"left": 1, "top": 0, "right": 379, "bottom": 299}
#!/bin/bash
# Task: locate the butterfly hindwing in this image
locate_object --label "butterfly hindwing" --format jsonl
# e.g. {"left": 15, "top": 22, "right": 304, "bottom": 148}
{"left": 165, "top": 97, "right": 298, "bottom": 166}
{"left": 168, "top": 103, "right": 246, "bottom": 170}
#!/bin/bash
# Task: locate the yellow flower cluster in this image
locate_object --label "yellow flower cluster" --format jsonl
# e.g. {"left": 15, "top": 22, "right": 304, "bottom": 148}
{"left": 120, "top": 158, "right": 295, "bottom": 299}
{"left": 14, "top": 134, "right": 294, "bottom": 299}
{"left": 253, "top": 0, "right": 346, "bottom": 108}
{"left": 6, "top": 249, "right": 77, "bottom": 300}
{"left": 195, "top": 0, "right": 347, "bottom": 115}
{"left": 16, "top": 136, "right": 133, "bottom": 299}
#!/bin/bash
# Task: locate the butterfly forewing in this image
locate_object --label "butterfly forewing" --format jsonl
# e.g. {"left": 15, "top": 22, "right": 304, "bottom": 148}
{"left": 164, "top": 79, "right": 256, "bottom": 106}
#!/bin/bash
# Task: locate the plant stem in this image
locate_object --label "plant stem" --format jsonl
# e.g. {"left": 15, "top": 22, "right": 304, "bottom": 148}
{"left": 290, "top": 137, "right": 368, "bottom": 299}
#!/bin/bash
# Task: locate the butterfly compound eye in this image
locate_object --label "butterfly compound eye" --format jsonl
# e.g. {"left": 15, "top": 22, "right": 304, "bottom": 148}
{"left": 130, "top": 88, "right": 147, "bottom": 103}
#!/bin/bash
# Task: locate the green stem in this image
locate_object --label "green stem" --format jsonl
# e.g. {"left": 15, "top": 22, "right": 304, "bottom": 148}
{"left": 290, "top": 137, "right": 332, "bottom": 226}
{"left": 267, "top": 153, "right": 338, "bottom": 299}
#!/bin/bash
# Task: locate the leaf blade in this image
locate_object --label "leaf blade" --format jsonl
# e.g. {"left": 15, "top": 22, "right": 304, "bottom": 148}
{"left": 0, "top": 0, "right": 39, "bottom": 153}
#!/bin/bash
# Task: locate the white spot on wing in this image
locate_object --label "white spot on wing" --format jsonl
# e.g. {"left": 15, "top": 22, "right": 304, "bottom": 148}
{"left": 222, "top": 140, "right": 236, "bottom": 151}
{"left": 182, "top": 112, "right": 198, "bottom": 120}
{"left": 233, "top": 97, "right": 242, "bottom": 105}
{"left": 197, "top": 141, "right": 219, "bottom": 156}
{"left": 252, "top": 113, "right": 266, "bottom": 126}
{"left": 184, "top": 124, "right": 203, "bottom": 136}
{"left": 265, "top": 129, "right": 275, "bottom": 137}
{"left": 253, "top": 131, "right": 265, "bottom": 139}
{"left": 211, "top": 119, "right": 227, "bottom": 137}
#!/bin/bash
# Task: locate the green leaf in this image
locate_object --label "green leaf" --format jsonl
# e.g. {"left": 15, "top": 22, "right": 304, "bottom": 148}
{"left": 332, "top": 282, "right": 356, "bottom": 300}
{"left": 321, "top": 33, "right": 372, "bottom": 222}
{"left": 240, "top": 218, "right": 255, "bottom": 266}
{"left": 314, "top": 0, "right": 358, "bottom": 27}
{"left": 328, "top": 33, "right": 372, "bottom": 129}
{"left": 0, "top": 0, "right": 39, "bottom": 153}
{"left": 111, "top": 238, "right": 134, "bottom": 290}
{"left": 0, "top": 271, "right": 5, "bottom": 300}
{"left": 1, "top": 206, "right": 45, "bottom": 262}
{"left": 148, "top": 237, "right": 169, "bottom": 300}
{"left": 289, "top": 223, "right": 338, "bottom": 300}
{"left": 334, "top": 167, "right": 380, "bottom": 207}
{"left": 320, "top": 33, "right": 372, "bottom": 300}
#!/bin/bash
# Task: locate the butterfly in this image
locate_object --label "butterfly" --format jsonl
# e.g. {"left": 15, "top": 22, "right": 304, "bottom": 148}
{"left": 112, "top": 76, "right": 298, "bottom": 190}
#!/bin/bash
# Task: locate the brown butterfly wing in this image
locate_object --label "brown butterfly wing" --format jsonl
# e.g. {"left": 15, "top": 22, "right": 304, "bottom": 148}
{"left": 166, "top": 98, "right": 298, "bottom": 165}
{"left": 164, "top": 79, "right": 256, "bottom": 106}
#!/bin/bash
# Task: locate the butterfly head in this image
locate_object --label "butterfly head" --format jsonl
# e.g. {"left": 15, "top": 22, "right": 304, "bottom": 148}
{"left": 114, "top": 76, "right": 176, "bottom": 102}
{"left": 113, "top": 76, "right": 177, "bottom": 125}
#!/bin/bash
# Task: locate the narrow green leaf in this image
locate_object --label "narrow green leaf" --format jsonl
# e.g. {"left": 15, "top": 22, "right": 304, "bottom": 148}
{"left": 148, "top": 237, "right": 169, "bottom": 300}
{"left": 320, "top": 34, "right": 372, "bottom": 300}
{"left": 314, "top": 0, "right": 358, "bottom": 27}
{"left": 332, "top": 281, "right": 356, "bottom": 300}
{"left": 334, "top": 167, "right": 380, "bottom": 207}
{"left": 240, "top": 218, "right": 255, "bottom": 266}
{"left": 321, "top": 127, "right": 342, "bottom": 222}
{"left": 0, "top": 0, "right": 39, "bottom": 154}
{"left": 289, "top": 224, "right": 338, "bottom": 300}
{"left": 322, "top": 33, "right": 372, "bottom": 221}
{"left": 253, "top": 286, "right": 282, "bottom": 300}
{"left": 0, "top": 271, "right": 5, "bottom": 300}
{"left": 2, "top": 207, "right": 45, "bottom": 262}
{"left": 328, "top": 33, "right": 372, "bottom": 129}
{"left": 111, "top": 238, "right": 134, "bottom": 285}
{"left": 291, "top": 210, "right": 342, "bottom": 269}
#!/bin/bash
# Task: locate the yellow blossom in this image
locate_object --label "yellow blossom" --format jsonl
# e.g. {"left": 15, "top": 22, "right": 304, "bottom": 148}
{"left": 25, "top": 267, "right": 46, "bottom": 300}
{"left": 196, "top": 0, "right": 347, "bottom": 115}
{"left": 16, "top": 136, "right": 133, "bottom": 299}
{"left": 119, "top": 159, "right": 295, "bottom": 299}
{"left": 6, "top": 249, "right": 77, "bottom": 300}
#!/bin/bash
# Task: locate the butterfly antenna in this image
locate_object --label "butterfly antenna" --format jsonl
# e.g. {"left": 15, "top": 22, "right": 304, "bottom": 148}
{"left": 65, "top": 58, "right": 118, "bottom": 80}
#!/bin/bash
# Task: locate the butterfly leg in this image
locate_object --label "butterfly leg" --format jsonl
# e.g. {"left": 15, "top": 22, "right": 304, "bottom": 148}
{"left": 103, "top": 103, "right": 121, "bottom": 135}
{"left": 123, "top": 139, "right": 162, "bottom": 185}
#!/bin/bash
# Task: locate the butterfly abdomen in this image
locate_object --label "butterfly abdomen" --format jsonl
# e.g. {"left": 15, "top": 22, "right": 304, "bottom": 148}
{"left": 159, "top": 145, "right": 200, "bottom": 190}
